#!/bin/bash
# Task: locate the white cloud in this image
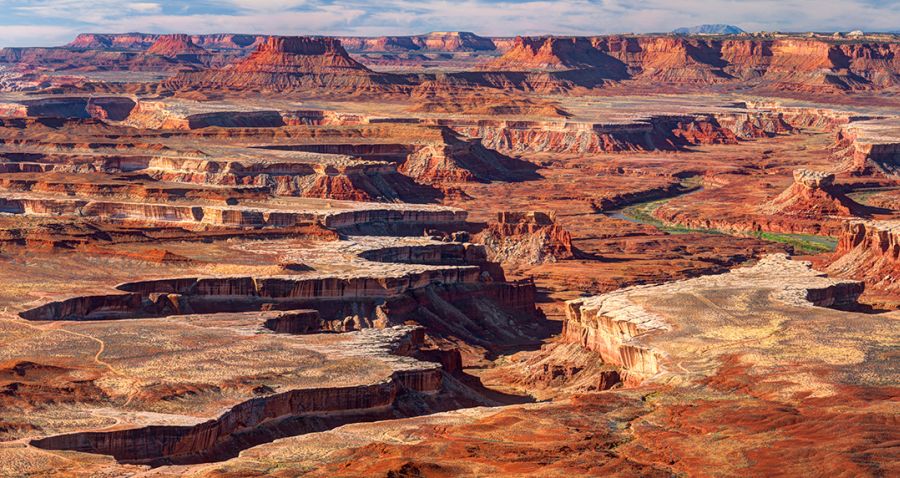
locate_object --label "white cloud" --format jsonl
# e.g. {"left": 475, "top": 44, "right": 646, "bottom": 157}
{"left": 127, "top": 2, "right": 162, "bottom": 14}
{"left": 0, "top": 24, "right": 79, "bottom": 47}
{"left": 224, "top": 0, "right": 312, "bottom": 14}
{"left": 97, "top": 9, "right": 367, "bottom": 36}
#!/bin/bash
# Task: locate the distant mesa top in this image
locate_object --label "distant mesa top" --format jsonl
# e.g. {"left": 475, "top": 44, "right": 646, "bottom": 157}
{"left": 145, "top": 34, "right": 207, "bottom": 58}
{"left": 62, "top": 31, "right": 499, "bottom": 53}
{"left": 160, "top": 35, "right": 407, "bottom": 96}
{"left": 235, "top": 36, "right": 369, "bottom": 71}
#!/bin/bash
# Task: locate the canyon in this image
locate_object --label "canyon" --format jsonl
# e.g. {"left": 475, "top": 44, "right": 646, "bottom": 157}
{"left": 0, "top": 29, "right": 897, "bottom": 478}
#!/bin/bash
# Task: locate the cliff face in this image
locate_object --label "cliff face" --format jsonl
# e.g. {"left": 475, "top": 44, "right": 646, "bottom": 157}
{"left": 761, "top": 169, "right": 869, "bottom": 217}
{"left": 826, "top": 220, "right": 900, "bottom": 294}
{"left": 29, "top": 327, "right": 446, "bottom": 466}
{"left": 145, "top": 34, "right": 208, "bottom": 58}
{"left": 67, "top": 33, "right": 158, "bottom": 50}
{"left": 439, "top": 111, "right": 790, "bottom": 155}
{"left": 0, "top": 96, "right": 136, "bottom": 121}
{"left": 606, "top": 36, "right": 730, "bottom": 84}
{"left": 339, "top": 32, "right": 496, "bottom": 52}
{"left": 124, "top": 102, "right": 367, "bottom": 130}
{"left": 485, "top": 35, "right": 900, "bottom": 92}
{"left": 562, "top": 296, "right": 662, "bottom": 379}
{"left": 233, "top": 36, "right": 371, "bottom": 74}
{"left": 487, "top": 36, "right": 627, "bottom": 76}
{"left": 477, "top": 211, "right": 575, "bottom": 265}
{"left": 399, "top": 128, "right": 537, "bottom": 184}
{"left": 66, "top": 32, "right": 495, "bottom": 53}
{"left": 833, "top": 121, "right": 900, "bottom": 177}
{"left": 562, "top": 255, "right": 865, "bottom": 385}
{"left": 163, "top": 36, "right": 409, "bottom": 95}
{"left": 294, "top": 162, "right": 441, "bottom": 203}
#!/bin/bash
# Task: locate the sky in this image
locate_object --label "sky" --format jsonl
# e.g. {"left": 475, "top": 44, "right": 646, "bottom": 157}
{"left": 0, "top": 0, "right": 898, "bottom": 47}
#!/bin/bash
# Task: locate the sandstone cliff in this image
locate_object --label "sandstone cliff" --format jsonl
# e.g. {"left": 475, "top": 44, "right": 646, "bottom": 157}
{"left": 833, "top": 119, "right": 900, "bottom": 176}
{"left": 826, "top": 220, "right": 900, "bottom": 295}
{"left": 477, "top": 211, "right": 575, "bottom": 265}
{"left": 761, "top": 169, "right": 869, "bottom": 217}
{"left": 339, "top": 32, "right": 496, "bottom": 52}
{"left": 163, "top": 36, "right": 410, "bottom": 95}
{"left": 66, "top": 32, "right": 496, "bottom": 53}
{"left": 483, "top": 35, "right": 900, "bottom": 92}
{"left": 145, "top": 34, "right": 208, "bottom": 59}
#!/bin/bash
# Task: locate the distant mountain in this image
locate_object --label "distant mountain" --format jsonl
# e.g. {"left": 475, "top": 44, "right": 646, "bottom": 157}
{"left": 672, "top": 24, "right": 745, "bottom": 35}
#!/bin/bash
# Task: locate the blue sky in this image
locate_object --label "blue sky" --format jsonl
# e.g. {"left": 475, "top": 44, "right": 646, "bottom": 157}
{"left": 0, "top": 0, "right": 898, "bottom": 47}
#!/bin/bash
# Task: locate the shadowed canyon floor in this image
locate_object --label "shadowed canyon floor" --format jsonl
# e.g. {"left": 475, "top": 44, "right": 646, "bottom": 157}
{"left": 0, "top": 31, "right": 898, "bottom": 477}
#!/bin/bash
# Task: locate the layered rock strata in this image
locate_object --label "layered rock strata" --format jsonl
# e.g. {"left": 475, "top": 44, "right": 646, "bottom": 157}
{"left": 485, "top": 35, "right": 900, "bottom": 92}
{"left": 826, "top": 220, "right": 900, "bottom": 294}
{"left": 833, "top": 118, "right": 900, "bottom": 176}
{"left": 563, "top": 255, "right": 864, "bottom": 382}
{"left": 0, "top": 194, "right": 465, "bottom": 231}
{"left": 29, "top": 327, "right": 446, "bottom": 466}
{"left": 477, "top": 211, "right": 575, "bottom": 265}
{"left": 761, "top": 168, "right": 869, "bottom": 217}
{"left": 436, "top": 111, "right": 797, "bottom": 154}
{"left": 163, "top": 36, "right": 410, "bottom": 95}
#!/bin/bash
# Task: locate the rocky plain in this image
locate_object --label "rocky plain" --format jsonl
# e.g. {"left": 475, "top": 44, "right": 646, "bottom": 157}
{"left": 0, "top": 28, "right": 897, "bottom": 477}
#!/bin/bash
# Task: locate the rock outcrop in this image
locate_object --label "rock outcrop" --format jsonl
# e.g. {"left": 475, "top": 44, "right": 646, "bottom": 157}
{"left": 163, "top": 36, "right": 410, "bottom": 95}
{"left": 65, "top": 33, "right": 266, "bottom": 51}
{"left": 482, "top": 35, "right": 900, "bottom": 92}
{"left": 833, "top": 119, "right": 900, "bottom": 176}
{"left": 399, "top": 127, "right": 537, "bottom": 183}
{"left": 477, "top": 211, "right": 575, "bottom": 265}
{"left": 339, "top": 32, "right": 496, "bottom": 52}
{"left": 66, "top": 33, "right": 159, "bottom": 50}
{"left": 145, "top": 34, "right": 208, "bottom": 59}
{"left": 761, "top": 169, "right": 869, "bottom": 217}
{"left": 826, "top": 220, "right": 900, "bottom": 294}
{"left": 29, "top": 327, "right": 447, "bottom": 466}
{"left": 65, "top": 32, "right": 496, "bottom": 53}
{"left": 486, "top": 36, "right": 627, "bottom": 75}
{"left": 0, "top": 96, "right": 136, "bottom": 121}
{"left": 564, "top": 254, "right": 864, "bottom": 382}
{"left": 437, "top": 111, "right": 790, "bottom": 155}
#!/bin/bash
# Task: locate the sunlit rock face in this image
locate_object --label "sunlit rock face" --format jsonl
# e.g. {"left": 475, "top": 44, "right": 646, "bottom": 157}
{"left": 760, "top": 169, "right": 868, "bottom": 217}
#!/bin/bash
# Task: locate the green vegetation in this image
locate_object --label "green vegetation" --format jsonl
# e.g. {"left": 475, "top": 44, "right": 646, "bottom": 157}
{"left": 617, "top": 190, "right": 838, "bottom": 254}
{"left": 620, "top": 197, "right": 725, "bottom": 235}
{"left": 748, "top": 232, "right": 838, "bottom": 254}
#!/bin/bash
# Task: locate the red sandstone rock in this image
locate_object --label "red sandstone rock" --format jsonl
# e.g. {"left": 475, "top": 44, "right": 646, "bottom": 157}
{"left": 826, "top": 220, "right": 900, "bottom": 297}
{"left": 399, "top": 127, "right": 536, "bottom": 184}
{"left": 477, "top": 211, "right": 575, "bottom": 265}
{"left": 66, "top": 33, "right": 158, "bottom": 50}
{"left": 163, "top": 36, "right": 409, "bottom": 95}
{"left": 339, "top": 32, "right": 496, "bottom": 52}
{"left": 761, "top": 169, "right": 869, "bottom": 217}
{"left": 234, "top": 36, "right": 368, "bottom": 75}
{"left": 486, "top": 36, "right": 625, "bottom": 73}
{"left": 482, "top": 35, "right": 900, "bottom": 92}
{"left": 146, "top": 34, "right": 208, "bottom": 58}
